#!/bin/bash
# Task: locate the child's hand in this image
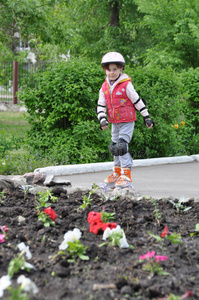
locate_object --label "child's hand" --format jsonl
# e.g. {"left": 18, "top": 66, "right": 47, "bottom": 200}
{"left": 144, "top": 118, "right": 155, "bottom": 129}
{"left": 100, "top": 120, "right": 108, "bottom": 130}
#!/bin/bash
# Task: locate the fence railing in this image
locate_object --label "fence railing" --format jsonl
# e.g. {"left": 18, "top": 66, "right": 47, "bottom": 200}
{"left": 0, "top": 61, "right": 47, "bottom": 104}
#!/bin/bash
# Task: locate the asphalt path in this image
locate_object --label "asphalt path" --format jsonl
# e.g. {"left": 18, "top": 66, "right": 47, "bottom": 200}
{"left": 64, "top": 161, "right": 199, "bottom": 199}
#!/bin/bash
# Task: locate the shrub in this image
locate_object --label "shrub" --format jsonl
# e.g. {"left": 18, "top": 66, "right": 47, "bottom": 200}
{"left": 0, "top": 149, "right": 61, "bottom": 175}
{"left": 180, "top": 68, "right": 199, "bottom": 154}
{"left": 19, "top": 58, "right": 112, "bottom": 164}
{"left": 0, "top": 130, "right": 24, "bottom": 158}
{"left": 18, "top": 60, "right": 196, "bottom": 165}
{"left": 125, "top": 65, "right": 188, "bottom": 158}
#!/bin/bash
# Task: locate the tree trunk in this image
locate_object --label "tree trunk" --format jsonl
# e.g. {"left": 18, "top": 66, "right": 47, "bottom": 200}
{"left": 109, "top": 1, "right": 119, "bottom": 27}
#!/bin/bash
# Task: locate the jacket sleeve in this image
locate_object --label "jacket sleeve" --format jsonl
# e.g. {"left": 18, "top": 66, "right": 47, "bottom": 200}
{"left": 126, "top": 82, "right": 149, "bottom": 118}
{"left": 96, "top": 88, "right": 108, "bottom": 123}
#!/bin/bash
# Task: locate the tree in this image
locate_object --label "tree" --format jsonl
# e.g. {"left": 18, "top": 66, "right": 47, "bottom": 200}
{"left": 56, "top": 0, "right": 152, "bottom": 66}
{"left": 134, "top": 0, "right": 199, "bottom": 69}
{"left": 0, "top": 0, "right": 71, "bottom": 60}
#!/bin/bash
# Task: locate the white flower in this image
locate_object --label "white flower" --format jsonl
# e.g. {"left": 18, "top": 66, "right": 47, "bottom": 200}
{"left": 59, "top": 228, "right": 82, "bottom": 250}
{"left": 22, "top": 262, "right": 35, "bottom": 270}
{"left": 17, "top": 275, "right": 39, "bottom": 294}
{"left": 0, "top": 275, "right": 11, "bottom": 298}
{"left": 17, "top": 242, "right": 32, "bottom": 259}
{"left": 102, "top": 225, "right": 129, "bottom": 248}
{"left": 119, "top": 233, "right": 129, "bottom": 249}
{"left": 102, "top": 227, "right": 112, "bottom": 240}
{"left": 102, "top": 225, "right": 122, "bottom": 240}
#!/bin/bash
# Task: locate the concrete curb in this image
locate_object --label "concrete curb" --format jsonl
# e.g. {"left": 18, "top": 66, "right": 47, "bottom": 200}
{"left": 34, "top": 154, "right": 199, "bottom": 176}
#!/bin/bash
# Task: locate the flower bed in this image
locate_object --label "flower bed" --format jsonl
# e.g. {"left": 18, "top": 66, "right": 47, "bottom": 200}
{"left": 0, "top": 188, "right": 198, "bottom": 299}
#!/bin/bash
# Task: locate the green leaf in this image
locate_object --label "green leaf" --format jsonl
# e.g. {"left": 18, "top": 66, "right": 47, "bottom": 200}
{"left": 183, "top": 206, "right": 192, "bottom": 212}
{"left": 190, "top": 233, "right": 196, "bottom": 237}
{"left": 158, "top": 270, "right": 170, "bottom": 276}
{"left": 99, "top": 242, "right": 107, "bottom": 247}
{"left": 67, "top": 259, "right": 75, "bottom": 263}
{"left": 147, "top": 230, "right": 162, "bottom": 242}
{"left": 78, "top": 254, "right": 89, "bottom": 260}
{"left": 195, "top": 224, "right": 199, "bottom": 231}
{"left": 129, "top": 244, "right": 135, "bottom": 250}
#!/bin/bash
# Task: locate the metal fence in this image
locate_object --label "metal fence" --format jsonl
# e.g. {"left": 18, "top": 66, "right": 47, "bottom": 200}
{"left": 0, "top": 61, "right": 47, "bottom": 104}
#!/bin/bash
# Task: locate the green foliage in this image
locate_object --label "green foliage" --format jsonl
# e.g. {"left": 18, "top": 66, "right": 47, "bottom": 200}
{"left": 169, "top": 197, "right": 192, "bottom": 213}
{"left": 0, "top": 191, "right": 6, "bottom": 205}
{"left": 0, "top": 0, "right": 69, "bottom": 60}
{"left": 19, "top": 185, "right": 34, "bottom": 199}
{"left": 165, "top": 232, "right": 183, "bottom": 244}
{"left": 134, "top": 0, "right": 199, "bottom": 69}
{"left": 7, "top": 287, "right": 29, "bottom": 300}
{"left": 107, "top": 230, "right": 124, "bottom": 248}
{"left": 142, "top": 260, "right": 170, "bottom": 276}
{"left": 60, "top": 241, "right": 89, "bottom": 262}
{"left": 125, "top": 64, "right": 189, "bottom": 158}
{"left": 35, "top": 191, "right": 58, "bottom": 227}
{"left": 8, "top": 254, "right": 26, "bottom": 278}
{"left": 56, "top": 0, "right": 152, "bottom": 66}
{"left": 190, "top": 223, "right": 199, "bottom": 237}
{"left": 147, "top": 231, "right": 162, "bottom": 242}
{"left": 180, "top": 67, "right": 199, "bottom": 153}
{"left": 100, "top": 211, "right": 115, "bottom": 223}
{"left": 35, "top": 190, "right": 57, "bottom": 210}
{"left": 20, "top": 59, "right": 104, "bottom": 127}
{"left": 150, "top": 198, "right": 162, "bottom": 224}
{"left": 19, "top": 58, "right": 112, "bottom": 164}
{"left": 0, "top": 130, "right": 23, "bottom": 158}
{"left": 37, "top": 211, "right": 56, "bottom": 228}
{"left": 0, "top": 149, "right": 59, "bottom": 175}
{"left": 1, "top": 63, "right": 198, "bottom": 169}
{"left": 16, "top": 61, "right": 199, "bottom": 164}
{"left": 78, "top": 191, "right": 94, "bottom": 211}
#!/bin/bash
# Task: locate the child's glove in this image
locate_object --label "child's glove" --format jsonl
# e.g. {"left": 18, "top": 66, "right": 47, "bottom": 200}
{"left": 100, "top": 119, "right": 108, "bottom": 130}
{"left": 144, "top": 117, "right": 155, "bottom": 128}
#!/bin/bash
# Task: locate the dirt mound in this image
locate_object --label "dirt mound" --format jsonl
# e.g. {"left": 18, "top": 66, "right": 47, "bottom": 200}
{"left": 0, "top": 187, "right": 198, "bottom": 299}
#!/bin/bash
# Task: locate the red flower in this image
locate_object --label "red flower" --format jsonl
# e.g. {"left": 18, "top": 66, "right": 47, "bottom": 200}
{"left": 161, "top": 226, "right": 171, "bottom": 238}
{"left": 44, "top": 207, "right": 58, "bottom": 222}
{"left": 101, "top": 222, "right": 117, "bottom": 231}
{"left": 89, "top": 221, "right": 103, "bottom": 234}
{"left": 87, "top": 211, "right": 102, "bottom": 224}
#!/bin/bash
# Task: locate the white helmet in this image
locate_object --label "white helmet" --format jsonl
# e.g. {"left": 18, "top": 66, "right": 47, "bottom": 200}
{"left": 101, "top": 52, "right": 125, "bottom": 69}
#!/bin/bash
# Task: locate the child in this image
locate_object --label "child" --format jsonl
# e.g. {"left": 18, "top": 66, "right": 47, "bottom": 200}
{"left": 96, "top": 52, "right": 154, "bottom": 189}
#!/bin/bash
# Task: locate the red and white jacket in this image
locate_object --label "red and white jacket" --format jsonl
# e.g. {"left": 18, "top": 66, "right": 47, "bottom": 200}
{"left": 97, "top": 73, "right": 149, "bottom": 124}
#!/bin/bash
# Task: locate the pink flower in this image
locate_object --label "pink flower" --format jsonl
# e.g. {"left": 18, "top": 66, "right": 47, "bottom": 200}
{"left": 139, "top": 251, "right": 156, "bottom": 260}
{"left": 181, "top": 290, "right": 193, "bottom": 299}
{"left": 0, "top": 234, "right": 6, "bottom": 243}
{"left": 0, "top": 226, "right": 8, "bottom": 233}
{"left": 155, "top": 255, "right": 168, "bottom": 262}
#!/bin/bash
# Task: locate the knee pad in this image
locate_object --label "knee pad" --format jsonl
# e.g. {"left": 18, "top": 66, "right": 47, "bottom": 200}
{"left": 109, "top": 142, "right": 118, "bottom": 156}
{"left": 109, "top": 139, "right": 128, "bottom": 156}
{"left": 117, "top": 138, "right": 128, "bottom": 156}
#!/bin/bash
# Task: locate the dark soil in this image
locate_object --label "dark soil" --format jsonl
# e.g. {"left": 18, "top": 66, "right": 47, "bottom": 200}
{"left": 0, "top": 187, "right": 199, "bottom": 300}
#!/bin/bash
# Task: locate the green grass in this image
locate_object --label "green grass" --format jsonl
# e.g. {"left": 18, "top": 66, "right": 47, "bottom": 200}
{"left": 0, "top": 111, "right": 30, "bottom": 136}
{"left": 0, "top": 111, "right": 56, "bottom": 175}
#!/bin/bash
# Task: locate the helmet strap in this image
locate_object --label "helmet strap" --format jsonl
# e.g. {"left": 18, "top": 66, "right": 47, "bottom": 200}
{"left": 109, "top": 74, "right": 121, "bottom": 85}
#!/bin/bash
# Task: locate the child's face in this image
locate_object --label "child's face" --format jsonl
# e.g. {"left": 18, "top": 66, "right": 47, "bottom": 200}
{"left": 105, "top": 63, "right": 123, "bottom": 82}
